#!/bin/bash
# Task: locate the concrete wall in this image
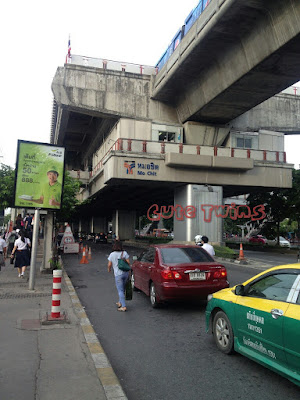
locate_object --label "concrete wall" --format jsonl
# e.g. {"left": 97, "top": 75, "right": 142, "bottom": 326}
{"left": 112, "top": 210, "right": 136, "bottom": 240}
{"left": 93, "top": 217, "right": 107, "bottom": 233}
{"left": 52, "top": 66, "right": 179, "bottom": 125}
{"left": 231, "top": 94, "right": 300, "bottom": 134}
{"left": 258, "top": 131, "right": 284, "bottom": 152}
{"left": 183, "top": 122, "right": 230, "bottom": 146}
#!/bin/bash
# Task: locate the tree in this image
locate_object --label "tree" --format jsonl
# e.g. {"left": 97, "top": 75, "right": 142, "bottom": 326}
{"left": 247, "top": 188, "right": 291, "bottom": 244}
{"left": 0, "top": 164, "right": 15, "bottom": 209}
{"left": 55, "top": 171, "right": 81, "bottom": 222}
{"left": 0, "top": 164, "right": 81, "bottom": 223}
{"left": 285, "top": 169, "right": 300, "bottom": 237}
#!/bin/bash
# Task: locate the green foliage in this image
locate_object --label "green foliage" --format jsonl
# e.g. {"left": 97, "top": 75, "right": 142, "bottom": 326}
{"left": 214, "top": 245, "right": 237, "bottom": 259}
{"left": 286, "top": 169, "right": 300, "bottom": 232}
{"left": 4, "top": 214, "right": 11, "bottom": 225}
{"left": 135, "top": 236, "right": 172, "bottom": 244}
{"left": 55, "top": 171, "right": 81, "bottom": 222}
{"left": 162, "top": 214, "right": 173, "bottom": 231}
{"left": 48, "top": 256, "right": 62, "bottom": 270}
{"left": 0, "top": 164, "right": 15, "bottom": 209}
{"left": 135, "top": 215, "right": 152, "bottom": 230}
{"left": 224, "top": 215, "right": 249, "bottom": 235}
{"left": 0, "top": 165, "right": 81, "bottom": 223}
{"left": 247, "top": 169, "right": 300, "bottom": 240}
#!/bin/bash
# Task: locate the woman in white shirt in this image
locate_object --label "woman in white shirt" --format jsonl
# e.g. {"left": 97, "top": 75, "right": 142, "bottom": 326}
{"left": 11, "top": 230, "right": 31, "bottom": 278}
{"left": 107, "top": 240, "right": 130, "bottom": 312}
{"left": 0, "top": 235, "right": 7, "bottom": 270}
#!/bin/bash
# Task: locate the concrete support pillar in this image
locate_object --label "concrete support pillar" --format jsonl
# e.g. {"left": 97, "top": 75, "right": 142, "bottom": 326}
{"left": 93, "top": 216, "right": 107, "bottom": 233}
{"left": 174, "top": 184, "right": 223, "bottom": 244}
{"left": 41, "top": 212, "right": 53, "bottom": 271}
{"left": 90, "top": 216, "right": 94, "bottom": 233}
{"left": 112, "top": 210, "right": 136, "bottom": 240}
{"left": 10, "top": 208, "right": 17, "bottom": 225}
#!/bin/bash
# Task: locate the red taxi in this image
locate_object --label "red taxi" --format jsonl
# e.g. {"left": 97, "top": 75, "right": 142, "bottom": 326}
{"left": 131, "top": 244, "right": 229, "bottom": 307}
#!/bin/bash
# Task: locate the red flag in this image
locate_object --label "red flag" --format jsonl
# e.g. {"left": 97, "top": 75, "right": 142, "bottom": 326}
{"left": 68, "top": 36, "right": 71, "bottom": 58}
{"left": 66, "top": 35, "right": 71, "bottom": 63}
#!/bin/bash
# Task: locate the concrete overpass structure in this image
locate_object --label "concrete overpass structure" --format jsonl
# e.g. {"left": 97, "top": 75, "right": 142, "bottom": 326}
{"left": 154, "top": 0, "right": 300, "bottom": 124}
{"left": 50, "top": 0, "right": 299, "bottom": 243}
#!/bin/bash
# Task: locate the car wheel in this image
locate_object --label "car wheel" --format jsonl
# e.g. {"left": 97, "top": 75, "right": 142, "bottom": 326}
{"left": 213, "top": 311, "right": 234, "bottom": 354}
{"left": 150, "top": 282, "right": 159, "bottom": 308}
{"left": 131, "top": 272, "right": 138, "bottom": 291}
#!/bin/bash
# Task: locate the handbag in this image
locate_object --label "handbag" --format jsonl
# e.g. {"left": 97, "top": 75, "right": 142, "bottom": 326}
{"left": 118, "top": 251, "right": 131, "bottom": 272}
{"left": 10, "top": 254, "right": 15, "bottom": 265}
{"left": 125, "top": 276, "right": 133, "bottom": 300}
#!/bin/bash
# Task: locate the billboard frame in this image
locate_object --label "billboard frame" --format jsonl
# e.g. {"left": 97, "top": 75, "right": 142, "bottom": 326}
{"left": 13, "top": 140, "right": 66, "bottom": 211}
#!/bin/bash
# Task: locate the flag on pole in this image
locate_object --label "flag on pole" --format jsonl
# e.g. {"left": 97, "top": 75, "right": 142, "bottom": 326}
{"left": 66, "top": 35, "right": 71, "bottom": 64}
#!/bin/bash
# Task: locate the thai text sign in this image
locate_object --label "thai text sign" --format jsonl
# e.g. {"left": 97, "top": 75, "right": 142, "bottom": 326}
{"left": 14, "top": 140, "right": 65, "bottom": 210}
{"left": 124, "top": 160, "right": 159, "bottom": 177}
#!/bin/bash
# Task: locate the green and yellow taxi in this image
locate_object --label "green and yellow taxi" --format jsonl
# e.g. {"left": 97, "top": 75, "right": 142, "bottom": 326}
{"left": 206, "top": 264, "right": 300, "bottom": 386}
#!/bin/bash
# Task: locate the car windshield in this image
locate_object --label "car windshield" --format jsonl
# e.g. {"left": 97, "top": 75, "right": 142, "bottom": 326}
{"left": 160, "top": 247, "right": 213, "bottom": 264}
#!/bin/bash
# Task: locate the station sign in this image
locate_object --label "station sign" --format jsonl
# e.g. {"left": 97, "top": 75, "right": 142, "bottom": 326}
{"left": 124, "top": 160, "right": 160, "bottom": 177}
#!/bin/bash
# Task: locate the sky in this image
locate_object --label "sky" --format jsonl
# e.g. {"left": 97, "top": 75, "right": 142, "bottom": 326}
{"left": 1, "top": 0, "right": 299, "bottom": 169}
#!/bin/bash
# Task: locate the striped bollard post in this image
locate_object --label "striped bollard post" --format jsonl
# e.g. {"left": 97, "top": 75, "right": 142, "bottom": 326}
{"left": 51, "top": 269, "right": 62, "bottom": 318}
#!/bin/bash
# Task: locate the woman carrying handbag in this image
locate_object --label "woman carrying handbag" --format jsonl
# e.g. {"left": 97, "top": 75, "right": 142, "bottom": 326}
{"left": 107, "top": 240, "right": 131, "bottom": 312}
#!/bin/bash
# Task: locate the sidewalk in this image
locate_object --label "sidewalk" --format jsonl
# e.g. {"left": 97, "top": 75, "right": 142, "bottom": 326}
{"left": 0, "top": 256, "right": 127, "bottom": 400}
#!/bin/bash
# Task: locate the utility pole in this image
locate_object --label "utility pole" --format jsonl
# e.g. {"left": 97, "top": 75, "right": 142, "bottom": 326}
{"left": 29, "top": 209, "right": 40, "bottom": 290}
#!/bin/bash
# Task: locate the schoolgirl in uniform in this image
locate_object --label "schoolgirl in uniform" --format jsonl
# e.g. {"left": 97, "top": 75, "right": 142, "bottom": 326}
{"left": 11, "top": 230, "right": 31, "bottom": 278}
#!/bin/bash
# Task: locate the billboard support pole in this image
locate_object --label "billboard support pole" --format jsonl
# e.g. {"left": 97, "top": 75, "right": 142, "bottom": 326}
{"left": 29, "top": 208, "right": 40, "bottom": 290}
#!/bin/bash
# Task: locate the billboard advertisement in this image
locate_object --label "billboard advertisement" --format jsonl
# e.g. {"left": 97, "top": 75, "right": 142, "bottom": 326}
{"left": 14, "top": 140, "right": 65, "bottom": 210}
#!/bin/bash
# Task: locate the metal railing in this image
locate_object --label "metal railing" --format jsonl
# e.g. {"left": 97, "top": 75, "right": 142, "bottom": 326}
{"left": 66, "top": 54, "right": 157, "bottom": 75}
{"left": 89, "top": 138, "right": 286, "bottom": 178}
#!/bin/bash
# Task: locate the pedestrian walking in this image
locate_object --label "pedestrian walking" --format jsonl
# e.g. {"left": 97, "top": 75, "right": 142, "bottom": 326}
{"left": 6, "top": 227, "right": 18, "bottom": 255}
{"left": 10, "top": 230, "right": 31, "bottom": 278}
{"left": 107, "top": 240, "right": 130, "bottom": 312}
{"left": 15, "top": 214, "right": 24, "bottom": 230}
{"left": 201, "top": 235, "right": 215, "bottom": 257}
{"left": 0, "top": 235, "right": 7, "bottom": 271}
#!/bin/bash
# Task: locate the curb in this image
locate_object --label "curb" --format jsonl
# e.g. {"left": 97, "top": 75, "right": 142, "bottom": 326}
{"left": 63, "top": 270, "right": 128, "bottom": 400}
{"left": 214, "top": 256, "right": 274, "bottom": 270}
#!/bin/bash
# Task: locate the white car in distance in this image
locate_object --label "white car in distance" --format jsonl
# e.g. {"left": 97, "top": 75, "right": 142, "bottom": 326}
{"left": 268, "top": 236, "right": 291, "bottom": 248}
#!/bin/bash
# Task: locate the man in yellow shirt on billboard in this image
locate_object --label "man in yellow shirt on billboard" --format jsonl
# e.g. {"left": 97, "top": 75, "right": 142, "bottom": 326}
{"left": 30, "top": 168, "right": 62, "bottom": 208}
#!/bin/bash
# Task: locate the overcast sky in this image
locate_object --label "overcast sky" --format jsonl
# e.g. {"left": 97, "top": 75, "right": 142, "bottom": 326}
{"left": 1, "top": 0, "right": 299, "bottom": 168}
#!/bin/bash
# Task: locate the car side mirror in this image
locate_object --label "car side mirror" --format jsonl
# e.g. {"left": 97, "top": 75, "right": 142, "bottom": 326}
{"left": 235, "top": 284, "right": 245, "bottom": 296}
{"left": 132, "top": 256, "right": 137, "bottom": 261}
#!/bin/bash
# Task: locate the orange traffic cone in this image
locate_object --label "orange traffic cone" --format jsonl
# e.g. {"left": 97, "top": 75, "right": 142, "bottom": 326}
{"left": 88, "top": 247, "right": 92, "bottom": 260}
{"left": 238, "top": 243, "right": 245, "bottom": 260}
{"left": 80, "top": 247, "right": 89, "bottom": 264}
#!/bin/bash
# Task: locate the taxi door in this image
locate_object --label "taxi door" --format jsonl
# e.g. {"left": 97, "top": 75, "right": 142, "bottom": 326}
{"left": 235, "top": 297, "right": 289, "bottom": 366}
{"left": 283, "top": 304, "right": 300, "bottom": 376}
{"left": 283, "top": 275, "right": 300, "bottom": 376}
{"left": 234, "top": 272, "right": 299, "bottom": 368}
